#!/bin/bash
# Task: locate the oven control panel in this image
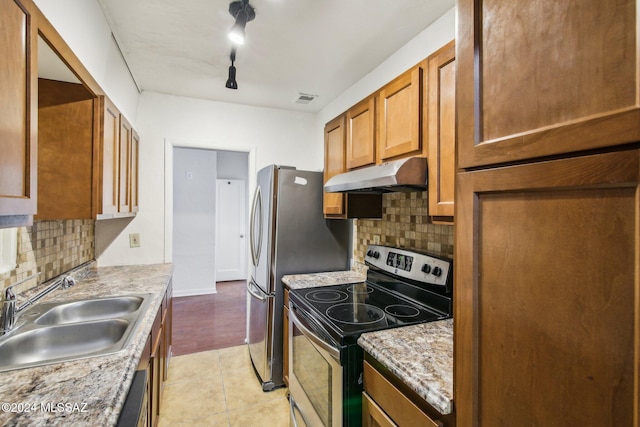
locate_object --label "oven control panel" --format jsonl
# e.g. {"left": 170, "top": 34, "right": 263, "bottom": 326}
{"left": 365, "top": 245, "right": 451, "bottom": 287}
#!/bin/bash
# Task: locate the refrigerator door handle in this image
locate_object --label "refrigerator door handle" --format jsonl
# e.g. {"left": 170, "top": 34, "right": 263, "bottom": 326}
{"left": 247, "top": 279, "right": 267, "bottom": 301}
{"left": 249, "top": 186, "right": 263, "bottom": 267}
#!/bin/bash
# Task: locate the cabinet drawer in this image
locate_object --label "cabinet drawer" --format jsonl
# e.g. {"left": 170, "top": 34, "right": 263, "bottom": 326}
{"left": 363, "top": 361, "right": 442, "bottom": 427}
{"left": 363, "top": 392, "right": 397, "bottom": 427}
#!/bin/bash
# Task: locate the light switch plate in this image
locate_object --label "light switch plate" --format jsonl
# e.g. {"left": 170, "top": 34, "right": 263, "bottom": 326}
{"left": 129, "top": 233, "right": 140, "bottom": 248}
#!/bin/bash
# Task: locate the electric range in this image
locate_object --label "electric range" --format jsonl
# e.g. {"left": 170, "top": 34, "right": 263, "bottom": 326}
{"left": 287, "top": 244, "right": 453, "bottom": 427}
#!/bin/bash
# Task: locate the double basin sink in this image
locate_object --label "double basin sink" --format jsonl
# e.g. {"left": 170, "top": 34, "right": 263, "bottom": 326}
{"left": 0, "top": 294, "right": 152, "bottom": 372}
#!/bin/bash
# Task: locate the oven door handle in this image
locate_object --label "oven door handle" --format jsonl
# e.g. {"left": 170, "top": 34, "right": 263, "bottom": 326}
{"left": 290, "top": 305, "right": 340, "bottom": 362}
{"left": 289, "top": 394, "right": 309, "bottom": 427}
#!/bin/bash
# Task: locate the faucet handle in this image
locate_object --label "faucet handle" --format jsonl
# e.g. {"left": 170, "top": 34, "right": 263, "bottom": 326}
{"left": 4, "top": 285, "right": 16, "bottom": 301}
{"left": 62, "top": 276, "right": 76, "bottom": 289}
{"left": 0, "top": 287, "right": 16, "bottom": 335}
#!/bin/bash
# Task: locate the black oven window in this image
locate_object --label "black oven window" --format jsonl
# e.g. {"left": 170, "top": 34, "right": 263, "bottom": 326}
{"left": 292, "top": 324, "right": 332, "bottom": 426}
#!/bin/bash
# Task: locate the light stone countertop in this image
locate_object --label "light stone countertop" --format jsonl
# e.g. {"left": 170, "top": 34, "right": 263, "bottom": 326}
{"left": 281, "top": 270, "right": 366, "bottom": 289}
{"left": 0, "top": 262, "right": 173, "bottom": 427}
{"left": 357, "top": 319, "right": 454, "bottom": 415}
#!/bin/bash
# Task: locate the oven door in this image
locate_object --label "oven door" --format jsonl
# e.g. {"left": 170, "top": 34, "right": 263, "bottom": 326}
{"left": 289, "top": 301, "right": 343, "bottom": 427}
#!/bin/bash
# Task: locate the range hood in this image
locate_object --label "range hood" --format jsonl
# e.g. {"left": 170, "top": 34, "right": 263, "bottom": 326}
{"left": 324, "top": 157, "right": 427, "bottom": 193}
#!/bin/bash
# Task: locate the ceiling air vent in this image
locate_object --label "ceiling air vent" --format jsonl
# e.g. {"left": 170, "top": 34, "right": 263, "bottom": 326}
{"left": 294, "top": 93, "right": 318, "bottom": 105}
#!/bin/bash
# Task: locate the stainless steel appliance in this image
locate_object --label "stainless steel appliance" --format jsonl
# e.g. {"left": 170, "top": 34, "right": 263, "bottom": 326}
{"left": 288, "top": 244, "right": 453, "bottom": 426}
{"left": 248, "top": 165, "right": 350, "bottom": 391}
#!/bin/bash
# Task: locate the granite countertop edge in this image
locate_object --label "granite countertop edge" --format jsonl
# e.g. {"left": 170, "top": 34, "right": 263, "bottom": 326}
{"left": 282, "top": 270, "right": 366, "bottom": 290}
{"left": 357, "top": 319, "right": 454, "bottom": 415}
{"left": 0, "top": 262, "right": 173, "bottom": 427}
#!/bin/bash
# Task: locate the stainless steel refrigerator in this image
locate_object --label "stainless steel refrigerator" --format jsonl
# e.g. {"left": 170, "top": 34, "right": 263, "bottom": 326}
{"left": 247, "top": 165, "right": 351, "bottom": 391}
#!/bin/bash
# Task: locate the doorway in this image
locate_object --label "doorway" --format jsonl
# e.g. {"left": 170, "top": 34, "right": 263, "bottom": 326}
{"left": 171, "top": 147, "right": 249, "bottom": 297}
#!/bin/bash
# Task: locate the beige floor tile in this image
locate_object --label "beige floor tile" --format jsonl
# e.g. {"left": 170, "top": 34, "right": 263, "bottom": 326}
{"left": 218, "top": 344, "right": 250, "bottom": 372}
{"left": 167, "top": 349, "right": 221, "bottom": 385}
{"left": 228, "top": 397, "right": 290, "bottom": 427}
{"left": 160, "top": 345, "right": 289, "bottom": 426}
{"left": 222, "top": 357, "right": 287, "bottom": 410}
{"left": 161, "top": 373, "right": 227, "bottom": 422}
{"left": 159, "top": 411, "right": 230, "bottom": 427}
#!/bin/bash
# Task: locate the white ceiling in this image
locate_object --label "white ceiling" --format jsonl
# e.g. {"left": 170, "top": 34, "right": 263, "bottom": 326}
{"left": 96, "top": 0, "right": 454, "bottom": 113}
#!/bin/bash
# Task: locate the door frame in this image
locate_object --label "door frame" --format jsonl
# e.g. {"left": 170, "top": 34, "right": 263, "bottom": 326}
{"left": 163, "top": 138, "right": 256, "bottom": 279}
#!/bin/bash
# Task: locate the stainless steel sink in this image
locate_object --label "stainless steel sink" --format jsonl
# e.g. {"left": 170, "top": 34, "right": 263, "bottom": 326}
{"left": 34, "top": 295, "right": 145, "bottom": 326}
{"left": 0, "top": 294, "right": 152, "bottom": 372}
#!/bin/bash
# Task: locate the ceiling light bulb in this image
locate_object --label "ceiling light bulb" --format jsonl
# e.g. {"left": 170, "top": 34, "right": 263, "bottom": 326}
{"left": 228, "top": 10, "right": 247, "bottom": 45}
{"left": 228, "top": 27, "right": 245, "bottom": 45}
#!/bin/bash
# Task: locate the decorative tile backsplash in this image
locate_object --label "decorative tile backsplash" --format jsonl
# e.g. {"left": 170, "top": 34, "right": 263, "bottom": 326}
{"left": 0, "top": 220, "right": 95, "bottom": 294}
{"left": 353, "top": 192, "right": 454, "bottom": 264}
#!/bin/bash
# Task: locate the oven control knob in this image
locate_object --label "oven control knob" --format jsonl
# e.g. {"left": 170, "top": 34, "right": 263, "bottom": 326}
{"left": 373, "top": 251, "right": 380, "bottom": 259}
{"left": 432, "top": 266, "right": 443, "bottom": 277}
{"left": 366, "top": 250, "right": 373, "bottom": 257}
{"left": 421, "top": 264, "right": 432, "bottom": 274}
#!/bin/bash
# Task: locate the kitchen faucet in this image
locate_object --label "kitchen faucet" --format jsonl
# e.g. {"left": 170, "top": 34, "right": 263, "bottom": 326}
{"left": 0, "top": 274, "right": 76, "bottom": 336}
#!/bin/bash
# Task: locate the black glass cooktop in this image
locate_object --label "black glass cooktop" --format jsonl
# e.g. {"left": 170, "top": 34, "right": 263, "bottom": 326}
{"left": 289, "top": 281, "right": 447, "bottom": 345}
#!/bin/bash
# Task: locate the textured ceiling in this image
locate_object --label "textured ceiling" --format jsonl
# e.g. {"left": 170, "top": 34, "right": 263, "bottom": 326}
{"left": 97, "top": 0, "right": 455, "bottom": 112}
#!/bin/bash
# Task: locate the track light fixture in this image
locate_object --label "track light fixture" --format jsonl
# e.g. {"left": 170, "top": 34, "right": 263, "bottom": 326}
{"left": 228, "top": 0, "right": 255, "bottom": 45}
{"left": 225, "top": 48, "right": 238, "bottom": 89}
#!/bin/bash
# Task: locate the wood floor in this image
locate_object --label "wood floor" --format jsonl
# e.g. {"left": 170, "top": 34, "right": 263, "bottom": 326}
{"left": 171, "top": 280, "right": 247, "bottom": 356}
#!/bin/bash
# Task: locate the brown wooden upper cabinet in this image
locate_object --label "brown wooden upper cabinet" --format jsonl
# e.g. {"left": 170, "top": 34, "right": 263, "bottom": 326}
{"left": 323, "top": 114, "right": 382, "bottom": 219}
{"left": 426, "top": 40, "right": 455, "bottom": 218}
{"left": 323, "top": 115, "right": 347, "bottom": 217}
{"left": 346, "top": 96, "right": 376, "bottom": 169}
{"left": 118, "top": 115, "right": 133, "bottom": 214}
{"left": 0, "top": 0, "right": 38, "bottom": 227}
{"left": 97, "top": 96, "right": 120, "bottom": 217}
{"left": 96, "top": 96, "right": 139, "bottom": 218}
{"left": 36, "top": 78, "right": 94, "bottom": 220}
{"left": 377, "top": 65, "right": 423, "bottom": 163}
{"left": 457, "top": 0, "right": 640, "bottom": 169}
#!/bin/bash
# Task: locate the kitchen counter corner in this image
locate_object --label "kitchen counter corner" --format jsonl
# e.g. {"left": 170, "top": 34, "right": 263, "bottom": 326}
{"left": 357, "top": 318, "right": 454, "bottom": 415}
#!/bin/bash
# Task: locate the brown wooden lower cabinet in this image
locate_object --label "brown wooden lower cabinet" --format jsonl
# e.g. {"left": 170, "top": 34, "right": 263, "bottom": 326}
{"left": 455, "top": 149, "right": 639, "bottom": 426}
{"left": 363, "top": 358, "right": 451, "bottom": 427}
{"left": 136, "top": 281, "right": 172, "bottom": 427}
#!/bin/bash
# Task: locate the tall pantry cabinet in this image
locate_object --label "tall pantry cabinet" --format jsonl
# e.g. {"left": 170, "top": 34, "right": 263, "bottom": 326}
{"left": 454, "top": 1, "right": 640, "bottom": 426}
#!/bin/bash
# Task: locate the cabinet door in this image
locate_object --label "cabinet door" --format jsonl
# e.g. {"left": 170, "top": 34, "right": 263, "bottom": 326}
{"left": 0, "top": 0, "right": 37, "bottom": 219}
{"left": 377, "top": 66, "right": 422, "bottom": 162}
{"left": 427, "top": 41, "right": 455, "bottom": 218}
{"left": 363, "top": 393, "right": 396, "bottom": 427}
{"left": 323, "top": 115, "right": 346, "bottom": 217}
{"left": 37, "top": 97, "right": 94, "bottom": 220}
{"left": 130, "top": 129, "right": 140, "bottom": 213}
{"left": 118, "top": 115, "right": 132, "bottom": 213}
{"left": 455, "top": 149, "right": 639, "bottom": 426}
{"left": 346, "top": 96, "right": 376, "bottom": 169}
{"left": 99, "top": 96, "right": 120, "bottom": 216}
{"left": 457, "top": 0, "right": 640, "bottom": 169}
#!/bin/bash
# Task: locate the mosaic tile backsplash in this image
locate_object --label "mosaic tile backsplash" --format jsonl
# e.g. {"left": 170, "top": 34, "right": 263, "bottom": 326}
{"left": 354, "top": 192, "right": 454, "bottom": 264}
{"left": 0, "top": 220, "right": 95, "bottom": 294}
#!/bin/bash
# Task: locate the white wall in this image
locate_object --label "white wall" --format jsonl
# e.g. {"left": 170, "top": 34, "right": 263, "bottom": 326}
{"left": 217, "top": 151, "right": 249, "bottom": 180}
{"left": 172, "top": 148, "right": 218, "bottom": 296}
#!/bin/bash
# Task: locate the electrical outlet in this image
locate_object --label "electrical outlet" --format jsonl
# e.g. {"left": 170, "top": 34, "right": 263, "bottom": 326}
{"left": 129, "top": 233, "right": 140, "bottom": 248}
{"left": 373, "top": 235, "right": 381, "bottom": 244}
